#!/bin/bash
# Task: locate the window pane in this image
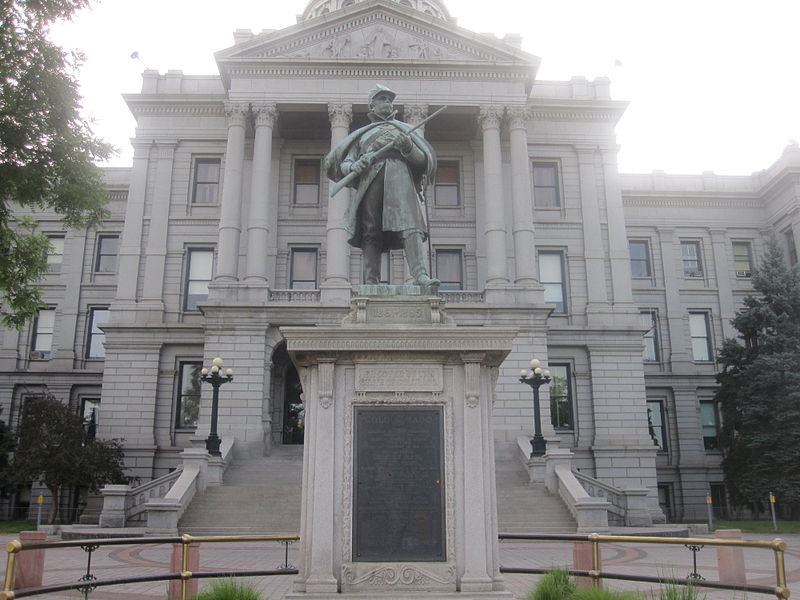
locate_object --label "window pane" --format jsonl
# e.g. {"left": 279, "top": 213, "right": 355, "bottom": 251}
{"left": 96, "top": 236, "right": 119, "bottom": 273}
{"left": 647, "top": 400, "right": 666, "bottom": 450}
{"left": 177, "top": 363, "right": 202, "bottom": 428}
{"left": 436, "top": 250, "right": 462, "bottom": 290}
{"left": 435, "top": 162, "right": 460, "bottom": 207}
{"left": 33, "top": 309, "right": 55, "bottom": 353}
{"left": 733, "top": 242, "right": 752, "bottom": 274}
{"left": 549, "top": 364, "right": 572, "bottom": 429}
{"left": 533, "top": 163, "right": 560, "bottom": 208}
{"left": 700, "top": 401, "right": 720, "bottom": 450}
{"left": 629, "top": 241, "right": 651, "bottom": 277}
{"left": 682, "top": 241, "right": 702, "bottom": 276}
{"left": 47, "top": 236, "right": 64, "bottom": 271}
{"left": 689, "top": 313, "right": 711, "bottom": 361}
{"left": 193, "top": 159, "right": 220, "bottom": 204}
{"left": 539, "top": 252, "right": 565, "bottom": 313}
{"left": 291, "top": 249, "right": 318, "bottom": 289}
{"left": 185, "top": 250, "right": 213, "bottom": 311}
{"left": 87, "top": 308, "right": 109, "bottom": 359}
{"left": 641, "top": 311, "right": 659, "bottom": 362}
{"left": 294, "top": 160, "right": 320, "bottom": 205}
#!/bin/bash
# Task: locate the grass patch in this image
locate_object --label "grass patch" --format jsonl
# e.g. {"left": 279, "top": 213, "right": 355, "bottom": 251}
{"left": 714, "top": 519, "right": 800, "bottom": 534}
{"left": 190, "top": 578, "right": 264, "bottom": 600}
{"left": 0, "top": 521, "right": 36, "bottom": 534}
{"left": 528, "top": 570, "right": 707, "bottom": 600}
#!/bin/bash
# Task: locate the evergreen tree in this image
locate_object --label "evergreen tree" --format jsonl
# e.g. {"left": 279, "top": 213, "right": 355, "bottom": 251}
{"left": 1, "top": 0, "right": 112, "bottom": 329}
{"left": 715, "top": 237, "right": 800, "bottom": 517}
{"left": 8, "top": 395, "right": 128, "bottom": 523}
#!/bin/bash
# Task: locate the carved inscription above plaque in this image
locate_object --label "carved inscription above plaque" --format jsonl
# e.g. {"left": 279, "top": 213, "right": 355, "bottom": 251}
{"left": 353, "top": 407, "right": 445, "bottom": 562}
{"left": 355, "top": 364, "right": 443, "bottom": 392}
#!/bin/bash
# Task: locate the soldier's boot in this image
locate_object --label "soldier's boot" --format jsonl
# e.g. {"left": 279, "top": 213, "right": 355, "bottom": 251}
{"left": 362, "top": 238, "right": 382, "bottom": 284}
{"left": 404, "top": 232, "right": 440, "bottom": 286}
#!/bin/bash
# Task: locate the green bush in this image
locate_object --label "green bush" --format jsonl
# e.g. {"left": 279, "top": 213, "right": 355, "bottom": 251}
{"left": 528, "top": 569, "right": 706, "bottom": 600}
{"left": 189, "top": 579, "right": 264, "bottom": 600}
{"left": 528, "top": 568, "right": 576, "bottom": 600}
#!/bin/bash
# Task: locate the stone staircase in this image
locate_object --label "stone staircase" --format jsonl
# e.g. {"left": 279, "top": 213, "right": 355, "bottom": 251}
{"left": 495, "top": 456, "right": 577, "bottom": 533}
{"left": 179, "top": 444, "right": 575, "bottom": 535}
{"left": 178, "top": 444, "right": 304, "bottom": 535}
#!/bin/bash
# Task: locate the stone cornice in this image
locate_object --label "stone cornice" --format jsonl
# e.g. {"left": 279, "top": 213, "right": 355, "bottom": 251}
{"left": 622, "top": 195, "right": 763, "bottom": 210}
{"left": 124, "top": 97, "right": 226, "bottom": 119}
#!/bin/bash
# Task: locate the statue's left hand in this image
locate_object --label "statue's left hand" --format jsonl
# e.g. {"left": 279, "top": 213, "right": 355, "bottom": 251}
{"left": 393, "top": 133, "right": 413, "bottom": 154}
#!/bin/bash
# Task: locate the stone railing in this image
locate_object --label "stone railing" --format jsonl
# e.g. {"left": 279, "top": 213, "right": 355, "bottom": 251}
{"left": 268, "top": 289, "right": 321, "bottom": 303}
{"left": 99, "top": 438, "right": 234, "bottom": 532}
{"left": 573, "top": 470, "right": 652, "bottom": 527}
{"left": 439, "top": 290, "right": 486, "bottom": 303}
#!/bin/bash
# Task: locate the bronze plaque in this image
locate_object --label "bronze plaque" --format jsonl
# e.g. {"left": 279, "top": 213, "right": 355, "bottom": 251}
{"left": 353, "top": 406, "right": 445, "bottom": 562}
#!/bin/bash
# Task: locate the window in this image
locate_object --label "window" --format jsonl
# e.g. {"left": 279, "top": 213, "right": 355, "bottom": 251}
{"left": 86, "top": 308, "right": 109, "bottom": 359}
{"left": 700, "top": 401, "right": 720, "bottom": 451}
{"left": 95, "top": 235, "right": 119, "bottom": 273}
{"left": 176, "top": 362, "right": 202, "bottom": 429}
{"left": 538, "top": 251, "right": 566, "bottom": 313}
{"left": 81, "top": 397, "right": 101, "bottom": 437}
{"left": 689, "top": 312, "right": 712, "bottom": 362}
{"left": 709, "top": 483, "right": 728, "bottom": 519}
{"left": 184, "top": 249, "right": 214, "bottom": 311}
{"left": 640, "top": 310, "right": 660, "bottom": 362}
{"left": 434, "top": 161, "right": 460, "bottom": 207}
{"left": 784, "top": 229, "right": 798, "bottom": 266}
{"left": 31, "top": 308, "right": 55, "bottom": 358}
{"left": 549, "top": 364, "right": 573, "bottom": 429}
{"left": 380, "top": 252, "right": 390, "bottom": 284}
{"left": 532, "top": 162, "right": 560, "bottom": 208}
{"left": 290, "top": 248, "right": 318, "bottom": 289}
{"left": 294, "top": 159, "right": 321, "bottom": 205}
{"left": 647, "top": 399, "right": 667, "bottom": 450}
{"left": 46, "top": 236, "right": 64, "bottom": 272}
{"left": 681, "top": 241, "right": 703, "bottom": 277}
{"left": 435, "top": 249, "right": 463, "bottom": 290}
{"left": 192, "top": 158, "right": 221, "bottom": 204}
{"left": 629, "top": 240, "right": 651, "bottom": 278}
{"left": 732, "top": 241, "right": 753, "bottom": 277}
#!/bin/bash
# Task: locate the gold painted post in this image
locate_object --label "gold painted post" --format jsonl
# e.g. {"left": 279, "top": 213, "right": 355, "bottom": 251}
{"left": 589, "top": 532, "right": 601, "bottom": 588}
{"left": 1, "top": 540, "right": 22, "bottom": 600}
{"left": 772, "top": 538, "right": 790, "bottom": 599}
{"left": 180, "top": 534, "right": 192, "bottom": 600}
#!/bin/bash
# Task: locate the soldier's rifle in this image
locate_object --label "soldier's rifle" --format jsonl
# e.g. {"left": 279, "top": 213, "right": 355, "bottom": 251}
{"left": 329, "top": 105, "right": 447, "bottom": 197}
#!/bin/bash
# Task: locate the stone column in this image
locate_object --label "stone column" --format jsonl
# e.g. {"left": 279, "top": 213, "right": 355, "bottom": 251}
{"left": 321, "top": 103, "right": 353, "bottom": 305}
{"left": 479, "top": 105, "right": 509, "bottom": 287}
{"left": 142, "top": 142, "right": 176, "bottom": 312}
{"left": 215, "top": 101, "right": 248, "bottom": 282}
{"left": 507, "top": 105, "right": 537, "bottom": 285}
{"left": 115, "top": 141, "right": 152, "bottom": 308}
{"left": 245, "top": 103, "right": 278, "bottom": 284}
{"left": 601, "top": 147, "right": 636, "bottom": 308}
{"left": 577, "top": 146, "right": 610, "bottom": 319}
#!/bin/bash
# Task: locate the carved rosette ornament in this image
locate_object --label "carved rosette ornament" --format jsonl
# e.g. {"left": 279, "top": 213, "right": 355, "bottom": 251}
{"left": 478, "top": 105, "right": 503, "bottom": 131}
{"left": 328, "top": 103, "right": 353, "bottom": 129}
{"left": 223, "top": 101, "right": 249, "bottom": 127}
{"left": 506, "top": 104, "right": 530, "bottom": 131}
{"left": 252, "top": 102, "right": 278, "bottom": 127}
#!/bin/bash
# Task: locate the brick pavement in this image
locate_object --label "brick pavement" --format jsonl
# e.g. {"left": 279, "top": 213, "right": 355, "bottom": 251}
{"left": 2, "top": 532, "right": 798, "bottom": 599}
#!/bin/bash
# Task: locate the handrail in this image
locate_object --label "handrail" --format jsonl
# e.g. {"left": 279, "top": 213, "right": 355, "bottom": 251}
{"left": 126, "top": 467, "right": 183, "bottom": 523}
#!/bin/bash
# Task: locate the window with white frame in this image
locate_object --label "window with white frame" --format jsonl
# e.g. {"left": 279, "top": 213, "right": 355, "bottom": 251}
{"left": 435, "top": 249, "right": 463, "bottom": 290}
{"left": 434, "top": 161, "right": 460, "bottom": 207}
{"left": 192, "top": 158, "right": 221, "bottom": 204}
{"left": 290, "top": 248, "right": 318, "bottom": 289}
{"left": 629, "top": 240, "right": 652, "bottom": 278}
{"left": 647, "top": 399, "right": 667, "bottom": 450}
{"left": 640, "top": 310, "right": 660, "bottom": 362}
{"left": 681, "top": 241, "right": 703, "bottom": 277}
{"left": 86, "top": 307, "right": 109, "bottom": 359}
{"left": 31, "top": 308, "right": 55, "bottom": 358}
{"left": 176, "top": 361, "right": 202, "bottom": 429}
{"left": 538, "top": 251, "right": 566, "bottom": 313}
{"left": 294, "top": 159, "right": 321, "bottom": 205}
{"left": 700, "top": 400, "right": 721, "bottom": 451}
{"left": 689, "top": 312, "right": 713, "bottom": 362}
{"left": 532, "top": 162, "right": 560, "bottom": 208}
{"left": 94, "top": 235, "right": 119, "bottom": 273}
{"left": 184, "top": 249, "right": 214, "bottom": 311}
{"left": 732, "top": 241, "right": 753, "bottom": 277}
{"left": 548, "top": 364, "right": 573, "bottom": 429}
{"left": 46, "top": 236, "right": 64, "bottom": 272}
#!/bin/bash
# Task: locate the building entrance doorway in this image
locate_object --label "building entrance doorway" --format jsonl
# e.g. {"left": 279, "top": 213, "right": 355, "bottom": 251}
{"left": 271, "top": 343, "right": 304, "bottom": 446}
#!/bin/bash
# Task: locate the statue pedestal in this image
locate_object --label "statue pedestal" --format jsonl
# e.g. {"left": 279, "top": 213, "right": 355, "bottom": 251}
{"left": 282, "top": 296, "right": 515, "bottom": 599}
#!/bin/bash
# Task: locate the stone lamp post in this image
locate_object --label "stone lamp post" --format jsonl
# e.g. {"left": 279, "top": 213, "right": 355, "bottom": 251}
{"left": 519, "top": 358, "right": 551, "bottom": 458}
{"left": 200, "top": 357, "right": 233, "bottom": 456}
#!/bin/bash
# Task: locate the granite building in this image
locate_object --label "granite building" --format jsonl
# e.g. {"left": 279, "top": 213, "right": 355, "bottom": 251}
{"left": 2, "top": 0, "right": 799, "bottom": 524}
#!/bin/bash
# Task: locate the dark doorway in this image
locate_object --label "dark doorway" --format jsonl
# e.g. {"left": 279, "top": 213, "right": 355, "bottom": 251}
{"left": 282, "top": 362, "right": 304, "bottom": 445}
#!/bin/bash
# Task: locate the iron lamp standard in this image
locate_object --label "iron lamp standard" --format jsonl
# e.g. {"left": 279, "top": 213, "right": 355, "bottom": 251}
{"left": 200, "top": 357, "right": 233, "bottom": 456}
{"left": 520, "top": 359, "right": 551, "bottom": 458}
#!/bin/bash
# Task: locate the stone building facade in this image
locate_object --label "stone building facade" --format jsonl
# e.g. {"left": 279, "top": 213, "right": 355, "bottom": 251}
{"left": 2, "top": 0, "right": 799, "bottom": 523}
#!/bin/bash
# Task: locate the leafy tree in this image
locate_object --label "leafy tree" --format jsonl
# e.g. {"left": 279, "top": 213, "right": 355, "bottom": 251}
{"left": 9, "top": 395, "right": 129, "bottom": 523}
{"left": 1, "top": 0, "right": 112, "bottom": 329}
{"left": 715, "top": 237, "right": 800, "bottom": 518}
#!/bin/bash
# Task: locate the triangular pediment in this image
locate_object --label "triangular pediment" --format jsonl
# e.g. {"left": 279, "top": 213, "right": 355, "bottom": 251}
{"left": 216, "top": 0, "right": 539, "bottom": 66}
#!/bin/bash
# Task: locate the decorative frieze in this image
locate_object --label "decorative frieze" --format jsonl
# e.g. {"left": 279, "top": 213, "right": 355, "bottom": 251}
{"left": 354, "top": 364, "right": 443, "bottom": 392}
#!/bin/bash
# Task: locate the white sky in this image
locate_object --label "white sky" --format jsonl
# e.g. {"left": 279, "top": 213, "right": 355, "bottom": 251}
{"left": 51, "top": 0, "right": 800, "bottom": 175}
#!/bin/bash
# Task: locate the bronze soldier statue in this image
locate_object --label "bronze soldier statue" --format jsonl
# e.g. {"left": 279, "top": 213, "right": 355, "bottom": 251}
{"left": 325, "top": 85, "right": 440, "bottom": 286}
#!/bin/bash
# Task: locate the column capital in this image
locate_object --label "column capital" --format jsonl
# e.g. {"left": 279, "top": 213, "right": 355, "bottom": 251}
{"left": 506, "top": 104, "right": 529, "bottom": 130}
{"left": 224, "top": 100, "right": 249, "bottom": 127}
{"left": 252, "top": 102, "right": 278, "bottom": 127}
{"left": 404, "top": 104, "right": 429, "bottom": 126}
{"left": 327, "top": 103, "right": 353, "bottom": 128}
{"left": 131, "top": 140, "right": 153, "bottom": 159}
{"left": 478, "top": 105, "right": 503, "bottom": 130}
{"left": 154, "top": 141, "right": 177, "bottom": 159}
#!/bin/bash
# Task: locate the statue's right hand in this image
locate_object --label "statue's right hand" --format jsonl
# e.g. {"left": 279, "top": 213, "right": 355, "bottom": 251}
{"left": 351, "top": 155, "right": 371, "bottom": 175}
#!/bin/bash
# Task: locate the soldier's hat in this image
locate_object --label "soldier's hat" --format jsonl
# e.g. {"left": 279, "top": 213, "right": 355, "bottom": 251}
{"left": 367, "top": 84, "right": 397, "bottom": 104}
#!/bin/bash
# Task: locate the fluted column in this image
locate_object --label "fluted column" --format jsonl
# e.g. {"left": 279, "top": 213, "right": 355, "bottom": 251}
{"left": 215, "top": 101, "right": 248, "bottom": 282}
{"left": 479, "top": 105, "right": 509, "bottom": 285}
{"left": 142, "top": 142, "right": 175, "bottom": 304}
{"left": 576, "top": 146, "right": 609, "bottom": 309}
{"left": 322, "top": 103, "right": 353, "bottom": 304}
{"left": 507, "top": 105, "right": 537, "bottom": 285}
{"left": 601, "top": 147, "right": 635, "bottom": 306}
{"left": 245, "top": 102, "right": 278, "bottom": 284}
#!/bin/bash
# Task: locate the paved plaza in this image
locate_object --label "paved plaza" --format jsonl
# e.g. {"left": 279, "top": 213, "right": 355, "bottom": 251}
{"left": 2, "top": 532, "right": 798, "bottom": 599}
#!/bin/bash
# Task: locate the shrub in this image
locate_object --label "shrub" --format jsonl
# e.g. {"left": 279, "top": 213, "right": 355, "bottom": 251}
{"left": 190, "top": 579, "right": 264, "bottom": 600}
{"left": 528, "top": 568, "right": 576, "bottom": 600}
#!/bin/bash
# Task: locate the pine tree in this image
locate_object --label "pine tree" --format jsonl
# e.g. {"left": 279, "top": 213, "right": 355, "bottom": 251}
{"left": 715, "top": 237, "right": 800, "bottom": 517}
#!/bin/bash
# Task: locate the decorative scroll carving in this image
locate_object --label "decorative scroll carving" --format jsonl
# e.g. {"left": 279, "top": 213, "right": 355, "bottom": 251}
{"left": 463, "top": 358, "right": 481, "bottom": 408}
{"left": 328, "top": 103, "right": 353, "bottom": 129}
{"left": 478, "top": 105, "right": 503, "bottom": 130}
{"left": 506, "top": 104, "right": 529, "bottom": 130}
{"left": 252, "top": 102, "right": 278, "bottom": 127}
{"left": 318, "top": 359, "right": 335, "bottom": 409}
{"left": 341, "top": 563, "right": 456, "bottom": 586}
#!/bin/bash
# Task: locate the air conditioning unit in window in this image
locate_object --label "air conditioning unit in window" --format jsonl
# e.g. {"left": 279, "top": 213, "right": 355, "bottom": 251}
{"left": 29, "top": 351, "right": 45, "bottom": 360}
{"left": 736, "top": 270, "right": 751, "bottom": 278}
{"left": 687, "top": 271, "right": 704, "bottom": 278}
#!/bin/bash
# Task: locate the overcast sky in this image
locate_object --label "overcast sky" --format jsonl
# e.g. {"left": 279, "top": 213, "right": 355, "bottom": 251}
{"left": 51, "top": 0, "right": 800, "bottom": 175}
